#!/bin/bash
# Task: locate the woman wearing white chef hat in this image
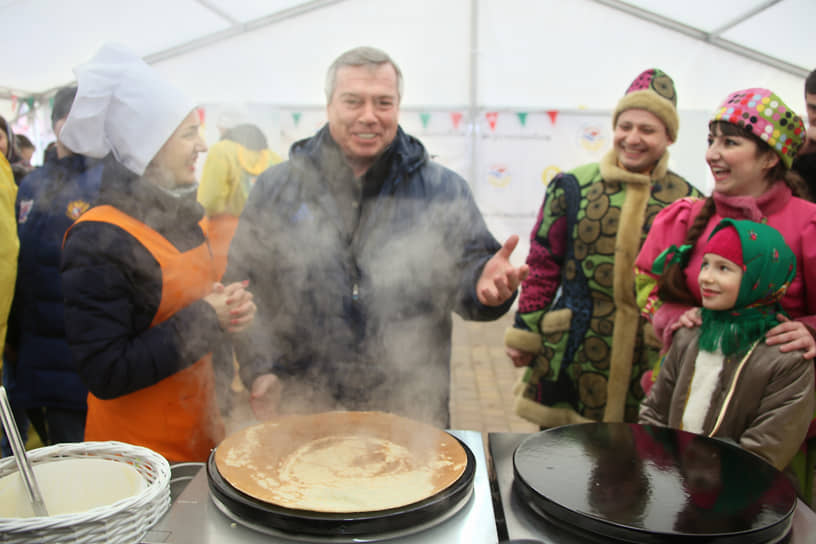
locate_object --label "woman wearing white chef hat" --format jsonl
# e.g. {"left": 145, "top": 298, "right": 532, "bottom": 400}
{"left": 60, "top": 43, "right": 255, "bottom": 462}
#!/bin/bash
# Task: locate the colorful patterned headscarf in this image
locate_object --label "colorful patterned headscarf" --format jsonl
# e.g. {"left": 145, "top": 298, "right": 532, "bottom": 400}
{"left": 698, "top": 219, "right": 795, "bottom": 355}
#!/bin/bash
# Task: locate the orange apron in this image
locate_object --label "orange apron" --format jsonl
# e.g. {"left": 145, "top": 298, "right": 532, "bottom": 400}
{"left": 203, "top": 214, "right": 239, "bottom": 281}
{"left": 71, "top": 205, "right": 224, "bottom": 461}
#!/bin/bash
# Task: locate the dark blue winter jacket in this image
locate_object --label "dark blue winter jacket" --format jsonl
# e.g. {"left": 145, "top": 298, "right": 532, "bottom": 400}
{"left": 7, "top": 154, "right": 102, "bottom": 411}
{"left": 225, "top": 125, "right": 513, "bottom": 426}
{"left": 60, "top": 157, "right": 227, "bottom": 401}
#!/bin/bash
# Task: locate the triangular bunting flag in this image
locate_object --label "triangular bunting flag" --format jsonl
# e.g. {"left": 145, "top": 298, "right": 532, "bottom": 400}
{"left": 196, "top": 107, "right": 206, "bottom": 124}
{"left": 486, "top": 112, "right": 499, "bottom": 131}
{"left": 450, "top": 112, "right": 463, "bottom": 129}
{"left": 420, "top": 112, "right": 431, "bottom": 128}
{"left": 292, "top": 112, "right": 302, "bottom": 126}
{"left": 546, "top": 110, "right": 559, "bottom": 125}
{"left": 25, "top": 97, "right": 34, "bottom": 110}
{"left": 516, "top": 112, "right": 528, "bottom": 127}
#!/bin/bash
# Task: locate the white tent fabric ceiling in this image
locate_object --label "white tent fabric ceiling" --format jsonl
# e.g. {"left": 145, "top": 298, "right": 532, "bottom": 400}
{"left": 1, "top": 0, "right": 812, "bottom": 271}
{"left": 1, "top": 0, "right": 813, "bottom": 117}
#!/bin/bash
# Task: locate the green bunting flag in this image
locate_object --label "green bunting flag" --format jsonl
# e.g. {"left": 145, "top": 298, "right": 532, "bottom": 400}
{"left": 420, "top": 112, "right": 431, "bottom": 128}
{"left": 516, "top": 112, "right": 528, "bottom": 127}
{"left": 292, "top": 112, "right": 302, "bottom": 126}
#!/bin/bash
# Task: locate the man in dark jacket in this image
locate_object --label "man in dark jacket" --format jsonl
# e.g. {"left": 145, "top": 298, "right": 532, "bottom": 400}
{"left": 226, "top": 46, "right": 527, "bottom": 427}
{"left": 2, "top": 86, "right": 103, "bottom": 455}
{"left": 794, "top": 68, "right": 816, "bottom": 197}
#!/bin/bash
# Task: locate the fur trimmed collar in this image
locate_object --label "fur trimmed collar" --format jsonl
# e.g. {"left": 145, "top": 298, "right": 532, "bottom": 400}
{"left": 598, "top": 149, "right": 670, "bottom": 186}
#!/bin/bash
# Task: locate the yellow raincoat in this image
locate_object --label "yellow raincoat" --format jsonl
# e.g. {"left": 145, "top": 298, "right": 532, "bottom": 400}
{"left": 0, "top": 153, "right": 19, "bottom": 351}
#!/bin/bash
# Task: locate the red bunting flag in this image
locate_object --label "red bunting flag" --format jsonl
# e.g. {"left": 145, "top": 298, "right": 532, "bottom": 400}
{"left": 546, "top": 110, "right": 559, "bottom": 125}
{"left": 450, "top": 112, "right": 463, "bottom": 129}
{"left": 197, "top": 107, "right": 206, "bottom": 124}
{"left": 486, "top": 112, "right": 498, "bottom": 131}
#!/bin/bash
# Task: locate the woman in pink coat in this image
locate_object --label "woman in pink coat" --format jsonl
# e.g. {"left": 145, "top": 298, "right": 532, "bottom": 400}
{"left": 636, "top": 88, "right": 816, "bottom": 361}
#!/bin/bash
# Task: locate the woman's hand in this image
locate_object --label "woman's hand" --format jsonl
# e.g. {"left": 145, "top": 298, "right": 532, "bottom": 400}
{"left": 204, "top": 280, "right": 256, "bottom": 334}
{"left": 505, "top": 346, "right": 534, "bottom": 368}
{"left": 250, "top": 373, "right": 282, "bottom": 421}
{"left": 765, "top": 314, "right": 816, "bottom": 359}
{"left": 670, "top": 307, "right": 702, "bottom": 332}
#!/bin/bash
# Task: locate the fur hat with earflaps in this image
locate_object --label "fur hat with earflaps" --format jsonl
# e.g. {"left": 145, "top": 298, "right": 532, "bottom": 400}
{"left": 613, "top": 68, "right": 679, "bottom": 141}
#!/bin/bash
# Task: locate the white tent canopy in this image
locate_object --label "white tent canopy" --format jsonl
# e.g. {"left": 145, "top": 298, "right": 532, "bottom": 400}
{"left": 5, "top": 0, "right": 811, "bottom": 180}
{"left": 2, "top": 0, "right": 812, "bottom": 113}
{"left": 2, "top": 0, "right": 813, "bottom": 263}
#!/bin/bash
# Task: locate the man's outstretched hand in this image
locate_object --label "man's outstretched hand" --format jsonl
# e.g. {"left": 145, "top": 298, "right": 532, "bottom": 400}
{"left": 477, "top": 234, "right": 529, "bottom": 306}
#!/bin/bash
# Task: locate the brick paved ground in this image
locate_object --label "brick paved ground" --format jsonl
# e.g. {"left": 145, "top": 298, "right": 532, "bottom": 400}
{"left": 449, "top": 312, "right": 537, "bottom": 434}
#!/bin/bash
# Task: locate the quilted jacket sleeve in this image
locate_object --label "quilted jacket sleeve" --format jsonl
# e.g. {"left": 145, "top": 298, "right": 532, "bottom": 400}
{"left": 505, "top": 175, "right": 569, "bottom": 353}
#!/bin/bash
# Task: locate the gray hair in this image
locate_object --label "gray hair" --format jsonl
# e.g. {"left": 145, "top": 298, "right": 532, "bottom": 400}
{"left": 324, "top": 46, "right": 403, "bottom": 103}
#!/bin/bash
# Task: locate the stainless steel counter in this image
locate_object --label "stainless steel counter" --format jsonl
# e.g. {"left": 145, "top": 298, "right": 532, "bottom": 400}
{"left": 488, "top": 432, "right": 816, "bottom": 544}
{"left": 141, "top": 430, "right": 497, "bottom": 543}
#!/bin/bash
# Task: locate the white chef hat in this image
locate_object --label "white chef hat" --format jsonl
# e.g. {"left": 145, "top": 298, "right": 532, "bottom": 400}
{"left": 60, "top": 43, "right": 196, "bottom": 176}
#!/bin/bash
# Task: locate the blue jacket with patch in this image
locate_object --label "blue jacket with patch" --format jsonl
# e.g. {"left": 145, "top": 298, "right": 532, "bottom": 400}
{"left": 6, "top": 154, "right": 103, "bottom": 411}
{"left": 226, "top": 125, "right": 513, "bottom": 426}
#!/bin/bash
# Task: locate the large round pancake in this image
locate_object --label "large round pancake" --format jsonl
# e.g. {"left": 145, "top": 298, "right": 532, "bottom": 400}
{"left": 214, "top": 411, "right": 467, "bottom": 513}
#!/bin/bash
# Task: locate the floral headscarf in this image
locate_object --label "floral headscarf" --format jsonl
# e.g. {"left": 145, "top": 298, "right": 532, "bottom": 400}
{"left": 697, "top": 219, "right": 795, "bottom": 355}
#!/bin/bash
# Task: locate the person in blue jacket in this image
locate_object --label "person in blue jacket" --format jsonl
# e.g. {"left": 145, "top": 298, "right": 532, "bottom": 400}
{"left": 2, "top": 86, "right": 103, "bottom": 455}
{"left": 226, "top": 46, "right": 529, "bottom": 428}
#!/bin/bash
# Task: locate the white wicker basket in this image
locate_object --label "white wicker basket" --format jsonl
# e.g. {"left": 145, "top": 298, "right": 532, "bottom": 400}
{"left": 0, "top": 441, "right": 171, "bottom": 544}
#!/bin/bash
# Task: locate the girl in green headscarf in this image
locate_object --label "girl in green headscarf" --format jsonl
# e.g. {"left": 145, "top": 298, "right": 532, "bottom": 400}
{"left": 640, "top": 219, "right": 814, "bottom": 474}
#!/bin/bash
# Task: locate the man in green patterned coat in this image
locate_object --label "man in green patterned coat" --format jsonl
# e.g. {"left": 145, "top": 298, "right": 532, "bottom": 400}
{"left": 504, "top": 69, "right": 702, "bottom": 426}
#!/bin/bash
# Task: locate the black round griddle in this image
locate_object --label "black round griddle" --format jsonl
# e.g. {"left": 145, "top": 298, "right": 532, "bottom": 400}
{"left": 207, "top": 433, "right": 476, "bottom": 539}
{"left": 513, "top": 423, "right": 796, "bottom": 543}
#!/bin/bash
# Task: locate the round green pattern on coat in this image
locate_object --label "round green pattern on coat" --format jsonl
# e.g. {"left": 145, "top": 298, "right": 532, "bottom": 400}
{"left": 593, "top": 262, "right": 614, "bottom": 288}
{"left": 591, "top": 317, "right": 614, "bottom": 336}
{"left": 579, "top": 217, "right": 601, "bottom": 244}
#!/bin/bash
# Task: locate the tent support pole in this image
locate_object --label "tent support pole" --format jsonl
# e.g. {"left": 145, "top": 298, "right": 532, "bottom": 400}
{"left": 468, "top": 0, "right": 480, "bottom": 197}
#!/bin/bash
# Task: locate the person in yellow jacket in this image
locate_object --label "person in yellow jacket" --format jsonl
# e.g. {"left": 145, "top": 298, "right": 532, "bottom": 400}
{"left": 197, "top": 123, "right": 282, "bottom": 279}
{"left": 0, "top": 116, "right": 19, "bottom": 352}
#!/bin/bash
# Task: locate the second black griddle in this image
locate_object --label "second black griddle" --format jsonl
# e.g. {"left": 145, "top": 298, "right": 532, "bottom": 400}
{"left": 512, "top": 423, "right": 797, "bottom": 543}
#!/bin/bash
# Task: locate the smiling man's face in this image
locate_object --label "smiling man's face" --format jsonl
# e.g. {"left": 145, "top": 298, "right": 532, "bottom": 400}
{"left": 327, "top": 63, "right": 400, "bottom": 177}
